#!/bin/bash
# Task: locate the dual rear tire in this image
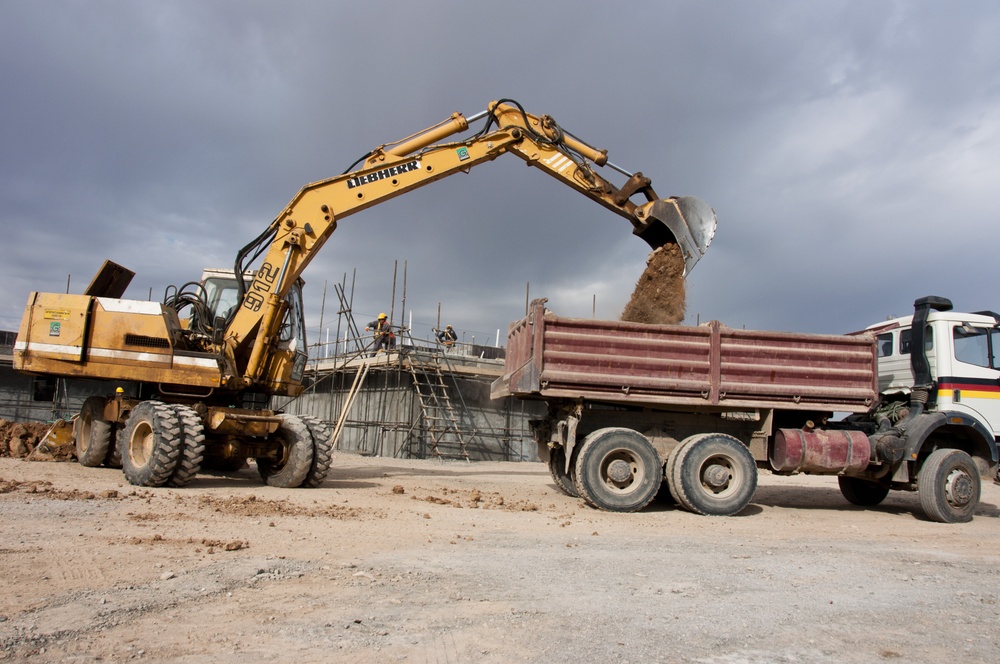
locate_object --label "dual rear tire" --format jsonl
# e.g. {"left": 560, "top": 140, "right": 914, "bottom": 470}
{"left": 115, "top": 401, "right": 204, "bottom": 487}
{"left": 667, "top": 433, "right": 757, "bottom": 516}
{"left": 573, "top": 428, "right": 661, "bottom": 513}
{"left": 566, "top": 428, "right": 758, "bottom": 516}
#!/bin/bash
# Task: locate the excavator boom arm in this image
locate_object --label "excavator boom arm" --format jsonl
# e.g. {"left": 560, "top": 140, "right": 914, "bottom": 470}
{"left": 228, "top": 100, "right": 716, "bottom": 386}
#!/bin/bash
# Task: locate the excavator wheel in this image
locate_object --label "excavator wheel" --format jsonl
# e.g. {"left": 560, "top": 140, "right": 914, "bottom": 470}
{"left": 166, "top": 405, "right": 206, "bottom": 487}
{"left": 119, "top": 401, "right": 184, "bottom": 487}
{"left": 299, "top": 415, "right": 334, "bottom": 488}
{"left": 75, "top": 396, "right": 113, "bottom": 467}
{"left": 257, "top": 415, "right": 314, "bottom": 488}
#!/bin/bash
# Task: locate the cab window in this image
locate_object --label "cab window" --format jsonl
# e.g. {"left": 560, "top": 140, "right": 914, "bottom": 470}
{"left": 899, "top": 326, "right": 933, "bottom": 355}
{"left": 876, "top": 333, "right": 893, "bottom": 357}
{"left": 953, "top": 325, "right": 997, "bottom": 369}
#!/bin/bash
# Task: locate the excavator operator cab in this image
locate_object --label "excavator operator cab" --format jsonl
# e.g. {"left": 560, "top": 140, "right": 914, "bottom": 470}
{"left": 200, "top": 269, "right": 309, "bottom": 384}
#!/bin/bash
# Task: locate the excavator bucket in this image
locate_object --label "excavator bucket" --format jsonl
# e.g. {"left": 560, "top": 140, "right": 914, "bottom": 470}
{"left": 26, "top": 419, "right": 76, "bottom": 462}
{"left": 632, "top": 196, "right": 717, "bottom": 275}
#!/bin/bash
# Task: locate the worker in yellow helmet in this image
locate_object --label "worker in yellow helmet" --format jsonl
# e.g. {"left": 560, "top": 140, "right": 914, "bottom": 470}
{"left": 365, "top": 312, "right": 395, "bottom": 354}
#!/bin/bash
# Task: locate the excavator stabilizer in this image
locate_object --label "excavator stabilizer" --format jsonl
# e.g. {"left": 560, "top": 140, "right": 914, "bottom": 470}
{"left": 633, "top": 196, "right": 716, "bottom": 275}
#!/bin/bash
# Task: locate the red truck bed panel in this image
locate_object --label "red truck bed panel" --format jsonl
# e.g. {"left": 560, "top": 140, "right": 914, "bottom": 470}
{"left": 492, "top": 301, "right": 878, "bottom": 413}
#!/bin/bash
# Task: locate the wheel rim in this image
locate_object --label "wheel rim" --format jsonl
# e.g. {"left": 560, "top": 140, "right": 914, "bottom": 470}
{"left": 945, "top": 467, "right": 975, "bottom": 508}
{"left": 129, "top": 422, "right": 154, "bottom": 466}
{"left": 78, "top": 415, "right": 93, "bottom": 453}
{"left": 599, "top": 450, "right": 644, "bottom": 495}
{"left": 699, "top": 454, "right": 741, "bottom": 497}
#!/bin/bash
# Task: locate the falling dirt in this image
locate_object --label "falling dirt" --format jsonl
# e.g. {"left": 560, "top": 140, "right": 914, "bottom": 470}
{"left": 620, "top": 243, "right": 686, "bottom": 325}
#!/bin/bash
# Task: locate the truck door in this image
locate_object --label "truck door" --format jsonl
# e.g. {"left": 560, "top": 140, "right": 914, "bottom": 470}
{"left": 944, "top": 324, "right": 1000, "bottom": 436}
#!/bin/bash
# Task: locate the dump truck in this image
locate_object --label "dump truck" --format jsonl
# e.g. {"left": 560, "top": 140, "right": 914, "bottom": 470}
{"left": 13, "top": 99, "right": 716, "bottom": 488}
{"left": 491, "top": 296, "right": 1000, "bottom": 523}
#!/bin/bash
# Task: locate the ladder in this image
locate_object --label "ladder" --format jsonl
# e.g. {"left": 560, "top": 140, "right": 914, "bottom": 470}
{"left": 407, "top": 354, "right": 469, "bottom": 460}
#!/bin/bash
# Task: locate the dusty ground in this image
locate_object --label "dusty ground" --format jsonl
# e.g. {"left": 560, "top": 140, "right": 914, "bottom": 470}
{"left": 621, "top": 244, "right": 687, "bottom": 325}
{"left": 1, "top": 453, "right": 998, "bottom": 663}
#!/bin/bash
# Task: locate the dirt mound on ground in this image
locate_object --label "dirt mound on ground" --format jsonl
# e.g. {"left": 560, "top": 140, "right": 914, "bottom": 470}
{"left": 0, "top": 418, "right": 75, "bottom": 461}
{"left": 620, "top": 243, "right": 686, "bottom": 325}
{"left": 0, "top": 419, "right": 51, "bottom": 458}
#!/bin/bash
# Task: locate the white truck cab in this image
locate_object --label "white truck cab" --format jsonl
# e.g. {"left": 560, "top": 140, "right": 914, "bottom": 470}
{"left": 867, "top": 306, "right": 1000, "bottom": 440}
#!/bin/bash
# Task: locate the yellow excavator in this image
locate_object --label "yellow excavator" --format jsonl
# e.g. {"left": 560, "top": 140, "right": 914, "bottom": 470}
{"left": 13, "top": 99, "right": 716, "bottom": 488}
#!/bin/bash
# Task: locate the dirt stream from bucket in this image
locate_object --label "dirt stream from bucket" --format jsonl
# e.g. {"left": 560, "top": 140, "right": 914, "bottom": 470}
{"left": 620, "top": 243, "right": 686, "bottom": 325}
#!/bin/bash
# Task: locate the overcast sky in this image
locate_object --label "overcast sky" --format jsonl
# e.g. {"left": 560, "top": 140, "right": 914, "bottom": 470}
{"left": 2, "top": 1, "right": 998, "bottom": 352}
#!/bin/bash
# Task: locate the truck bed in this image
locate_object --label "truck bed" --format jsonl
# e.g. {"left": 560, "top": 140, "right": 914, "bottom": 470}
{"left": 491, "top": 300, "right": 878, "bottom": 413}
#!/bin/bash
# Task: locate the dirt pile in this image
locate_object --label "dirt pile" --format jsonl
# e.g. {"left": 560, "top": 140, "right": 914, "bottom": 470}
{"left": 0, "top": 419, "right": 56, "bottom": 458}
{"left": 620, "top": 243, "right": 686, "bottom": 325}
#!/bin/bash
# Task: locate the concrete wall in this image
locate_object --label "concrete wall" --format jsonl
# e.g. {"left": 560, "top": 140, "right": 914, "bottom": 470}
{"left": 0, "top": 353, "right": 117, "bottom": 424}
{"left": 276, "top": 367, "right": 546, "bottom": 462}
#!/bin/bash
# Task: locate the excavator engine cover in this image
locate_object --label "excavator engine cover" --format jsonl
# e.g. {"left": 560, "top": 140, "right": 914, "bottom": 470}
{"left": 634, "top": 196, "right": 716, "bottom": 275}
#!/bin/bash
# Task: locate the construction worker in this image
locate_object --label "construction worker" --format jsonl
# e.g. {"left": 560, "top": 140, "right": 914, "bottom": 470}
{"left": 436, "top": 324, "right": 457, "bottom": 348}
{"left": 365, "top": 313, "right": 395, "bottom": 354}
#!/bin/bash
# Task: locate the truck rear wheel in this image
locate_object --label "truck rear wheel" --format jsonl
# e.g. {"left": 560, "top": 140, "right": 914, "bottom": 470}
{"left": 119, "top": 401, "right": 183, "bottom": 487}
{"left": 547, "top": 446, "right": 578, "bottom": 497}
{"left": 670, "top": 433, "right": 757, "bottom": 516}
{"left": 300, "top": 415, "right": 334, "bottom": 488}
{"left": 75, "top": 396, "right": 112, "bottom": 467}
{"left": 257, "top": 415, "right": 314, "bottom": 488}
{"left": 573, "top": 428, "right": 660, "bottom": 512}
{"left": 838, "top": 476, "right": 890, "bottom": 507}
{"left": 166, "top": 405, "right": 206, "bottom": 488}
{"left": 665, "top": 435, "right": 704, "bottom": 505}
{"left": 918, "top": 448, "right": 981, "bottom": 523}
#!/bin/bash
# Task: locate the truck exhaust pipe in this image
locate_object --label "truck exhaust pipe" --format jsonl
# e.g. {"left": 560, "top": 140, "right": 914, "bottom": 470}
{"left": 633, "top": 196, "right": 716, "bottom": 275}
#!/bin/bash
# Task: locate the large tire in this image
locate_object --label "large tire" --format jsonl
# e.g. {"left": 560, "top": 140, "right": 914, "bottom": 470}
{"left": 547, "top": 446, "right": 578, "bottom": 498}
{"left": 119, "top": 401, "right": 184, "bottom": 487}
{"left": 75, "top": 396, "right": 112, "bottom": 467}
{"left": 918, "top": 448, "right": 981, "bottom": 523}
{"left": 257, "top": 415, "right": 315, "bottom": 488}
{"left": 300, "top": 415, "right": 334, "bottom": 488}
{"left": 573, "top": 428, "right": 661, "bottom": 512}
{"left": 166, "top": 405, "right": 206, "bottom": 487}
{"left": 665, "top": 435, "right": 700, "bottom": 505}
{"left": 670, "top": 433, "right": 757, "bottom": 516}
{"left": 838, "top": 476, "right": 890, "bottom": 507}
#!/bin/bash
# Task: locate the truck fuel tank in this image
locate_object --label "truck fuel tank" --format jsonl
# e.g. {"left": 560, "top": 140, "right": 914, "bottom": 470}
{"left": 771, "top": 427, "right": 871, "bottom": 474}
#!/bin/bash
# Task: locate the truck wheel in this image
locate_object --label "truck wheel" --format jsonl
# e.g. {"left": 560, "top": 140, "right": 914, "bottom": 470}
{"left": 838, "top": 476, "right": 890, "bottom": 506}
{"left": 300, "top": 415, "right": 334, "bottom": 488}
{"left": 547, "top": 447, "right": 578, "bottom": 497}
{"left": 257, "top": 415, "right": 314, "bottom": 488}
{"left": 670, "top": 433, "right": 757, "bottom": 516}
{"left": 573, "top": 428, "right": 660, "bottom": 512}
{"left": 119, "top": 401, "right": 184, "bottom": 487}
{"left": 166, "top": 405, "right": 206, "bottom": 487}
{"left": 665, "top": 435, "right": 706, "bottom": 505}
{"left": 75, "top": 396, "right": 112, "bottom": 467}
{"left": 918, "top": 448, "right": 981, "bottom": 523}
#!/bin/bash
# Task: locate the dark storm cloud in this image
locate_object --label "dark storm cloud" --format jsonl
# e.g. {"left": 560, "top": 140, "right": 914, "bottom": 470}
{"left": 2, "top": 1, "right": 998, "bottom": 347}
